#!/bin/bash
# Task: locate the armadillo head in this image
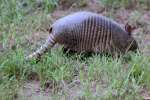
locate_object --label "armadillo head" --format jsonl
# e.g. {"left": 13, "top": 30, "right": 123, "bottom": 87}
{"left": 124, "top": 23, "right": 138, "bottom": 52}
{"left": 112, "top": 23, "right": 138, "bottom": 53}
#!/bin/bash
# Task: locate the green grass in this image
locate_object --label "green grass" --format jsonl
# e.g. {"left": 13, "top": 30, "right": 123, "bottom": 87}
{"left": 0, "top": 0, "right": 150, "bottom": 100}
{"left": 0, "top": 47, "right": 150, "bottom": 99}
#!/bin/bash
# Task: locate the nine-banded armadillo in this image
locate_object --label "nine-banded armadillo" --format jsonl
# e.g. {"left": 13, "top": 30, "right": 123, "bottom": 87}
{"left": 26, "top": 11, "right": 138, "bottom": 60}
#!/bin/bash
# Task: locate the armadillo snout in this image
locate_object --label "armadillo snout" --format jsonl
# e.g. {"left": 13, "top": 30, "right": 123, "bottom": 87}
{"left": 127, "top": 39, "right": 138, "bottom": 52}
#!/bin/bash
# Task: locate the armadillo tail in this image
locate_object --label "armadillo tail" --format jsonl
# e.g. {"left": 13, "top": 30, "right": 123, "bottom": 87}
{"left": 26, "top": 34, "right": 56, "bottom": 60}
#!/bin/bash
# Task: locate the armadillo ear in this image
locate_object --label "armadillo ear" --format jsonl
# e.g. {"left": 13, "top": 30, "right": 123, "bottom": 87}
{"left": 125, "top": 23, "right": 135, "bottom": 36}
{"left": 47, "top": 27, "right": 52, "bottom": 34}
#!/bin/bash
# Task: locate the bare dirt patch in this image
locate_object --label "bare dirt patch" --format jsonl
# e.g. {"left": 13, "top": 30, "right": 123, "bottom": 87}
{"left": 18, "top": 81, "right": 51, "bottom": 100}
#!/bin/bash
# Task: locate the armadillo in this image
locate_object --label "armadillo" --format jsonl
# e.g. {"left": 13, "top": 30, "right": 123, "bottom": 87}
{"left": 26, "top": 11, "right": 138, "bottom": 59}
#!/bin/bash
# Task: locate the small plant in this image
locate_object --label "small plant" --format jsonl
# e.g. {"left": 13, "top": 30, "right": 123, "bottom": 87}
{"left": 43, "top": 0, "right": 59, "bottom": 12}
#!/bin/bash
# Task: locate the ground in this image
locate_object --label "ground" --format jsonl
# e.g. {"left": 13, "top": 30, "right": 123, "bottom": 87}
{"left": 0, "top": 0, "right": 150, "bottom": 100}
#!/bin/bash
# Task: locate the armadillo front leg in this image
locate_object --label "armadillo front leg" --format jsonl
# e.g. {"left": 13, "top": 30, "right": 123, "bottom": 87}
{"left": 26, "top": 34, "right": 56, "bottom": 60}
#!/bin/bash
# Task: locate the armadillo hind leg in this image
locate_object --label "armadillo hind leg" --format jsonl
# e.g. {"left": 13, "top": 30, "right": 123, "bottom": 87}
{"left": 62, "top": 47, "right": 77, "bottom": 56}
{"left": 26, "top": 34, "right": 56, "bottom": 60}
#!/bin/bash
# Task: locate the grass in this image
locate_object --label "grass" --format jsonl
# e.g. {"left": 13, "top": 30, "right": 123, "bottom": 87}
{"left": 100, "top": 0, "right": 150, "bottom": 9}
{"left": 0, "top": 0, "right": 150, "bottom": 100}
{"left": 0, "top": 48, "right": 150, "bottom": 99}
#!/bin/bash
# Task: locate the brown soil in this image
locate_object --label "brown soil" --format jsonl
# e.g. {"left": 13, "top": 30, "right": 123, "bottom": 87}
{"left": 18, "top": 81, "right": 51, "bottom": 100}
